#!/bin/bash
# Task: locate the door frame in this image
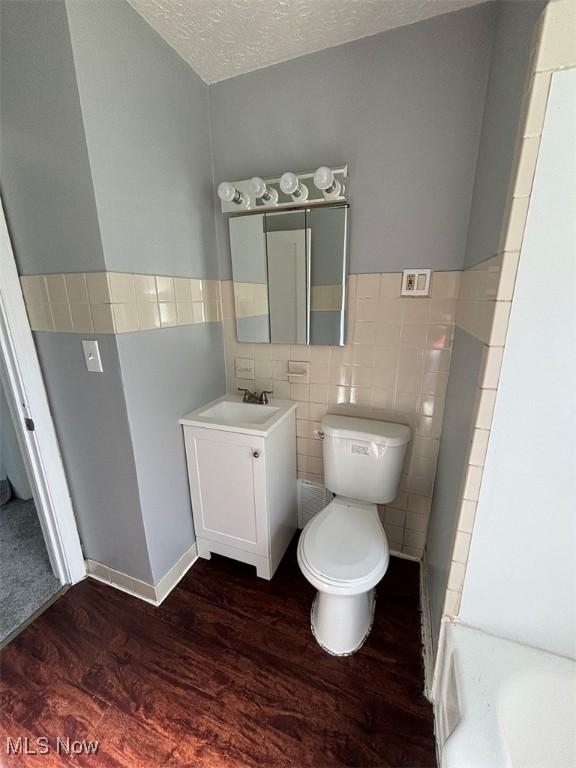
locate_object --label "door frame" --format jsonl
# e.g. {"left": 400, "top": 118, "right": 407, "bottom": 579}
{"left": 266, "top": 227, "right": 311, "bottom": 345}
{"left": 0, "top": 195, "right": 85, "bottom": 585}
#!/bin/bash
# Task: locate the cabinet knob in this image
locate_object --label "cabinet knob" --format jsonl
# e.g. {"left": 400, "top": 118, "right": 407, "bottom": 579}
{"left": 252, "top": 450, "right": 260, "bottom": 459}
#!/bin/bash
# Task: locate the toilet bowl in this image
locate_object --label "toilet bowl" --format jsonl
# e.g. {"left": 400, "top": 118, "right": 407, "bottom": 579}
{"left": 298, "top": 496, "right": 389, "bottom": 655}
{"left": 297, "top": 415, "right": 410, "bottom": 655}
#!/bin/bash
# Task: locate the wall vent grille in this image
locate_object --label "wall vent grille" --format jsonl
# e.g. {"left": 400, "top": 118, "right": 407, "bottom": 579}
{"left": 297, "top": 480, "right": 333, "bottom": 528}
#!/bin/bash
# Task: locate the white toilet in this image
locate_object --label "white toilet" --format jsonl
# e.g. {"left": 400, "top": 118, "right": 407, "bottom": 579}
{"left": 297, "top": 415, "right": 410, "bottom": 655}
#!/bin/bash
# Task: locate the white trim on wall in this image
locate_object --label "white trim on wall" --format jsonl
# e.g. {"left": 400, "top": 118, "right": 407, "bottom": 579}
{"left": 0, "top": 196, "right": 85, "bottom": 584}
{"left": 86, "top": 542, "right": 198, "bottom": 605}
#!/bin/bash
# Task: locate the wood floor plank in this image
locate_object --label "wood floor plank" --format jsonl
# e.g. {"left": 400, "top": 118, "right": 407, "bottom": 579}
{"left": 0, "top": 541, "right": 436, "bottom": 767}
{"left": 79, "top": 650, "right": 315, "bottom": 767}
{"left": 0, "top": 716, "right": 81, "bottom": 768}
{"left": 0, "top": 647, "right": 109, "bottom": 743}
{"left": 72, "top": 707, "right": 177, "bottom": 768}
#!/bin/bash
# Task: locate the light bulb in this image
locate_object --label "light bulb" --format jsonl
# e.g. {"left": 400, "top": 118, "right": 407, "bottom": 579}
{"left": 313, "top": 166, "right": 341, "bottom": 197}
{"left": 248, "top": 177, "right": 266, "bottom": 198}
{"left": 248, "top": 177, "right": 278, "bottom": 205}
{"left": 280, "top": 172, "right": 308, "bottom": 201}
{"left": 280, "top": 172, "right": 299, "bottom": 195}
{"left": 217, "top": 181, "right": 248, "bottom": 207}
{"left": 217, "top": 181, "right": 236, "bottom": 202}
{"left": 314, "top": 166, "right": 334, "bottom": 190}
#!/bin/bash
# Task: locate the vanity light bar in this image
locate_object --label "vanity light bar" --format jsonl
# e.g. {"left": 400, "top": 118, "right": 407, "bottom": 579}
{"left": 217, "top": 166, "right": 348, "bottom": 214}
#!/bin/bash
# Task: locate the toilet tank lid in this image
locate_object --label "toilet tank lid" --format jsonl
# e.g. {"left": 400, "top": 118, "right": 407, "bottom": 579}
{"left": 321, "top": 416, "right": 410, "bottom": 446}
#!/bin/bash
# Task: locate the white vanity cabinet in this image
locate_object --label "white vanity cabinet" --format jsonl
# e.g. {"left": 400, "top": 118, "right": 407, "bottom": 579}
{"left": 180, "top": 397, "right": 297, "bottom": 579}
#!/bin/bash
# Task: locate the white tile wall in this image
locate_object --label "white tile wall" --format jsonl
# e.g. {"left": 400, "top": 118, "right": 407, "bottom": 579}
{"left": 311, "top": 284, "right": 343, "bottom": 311}
{"left": 222, "top": 270, "right": 460, "bottom": 559}
{"left": 20, "top": 272, "right": 221, "bottom": 334}
{"left": 500, "top": 196, "right": 530, "bottom": 253}
{"left": 523, "top": 72, "right": 552, "bottom": 138}
{"left": 534, "top": 0, "right": 576, "bottom": 73}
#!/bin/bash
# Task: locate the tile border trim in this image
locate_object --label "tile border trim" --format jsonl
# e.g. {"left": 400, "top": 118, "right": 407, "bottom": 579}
{"left": 20, "top": 271, "right": 221, "bottom": 334}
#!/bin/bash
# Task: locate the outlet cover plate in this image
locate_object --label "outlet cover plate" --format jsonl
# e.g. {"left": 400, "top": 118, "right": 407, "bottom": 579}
{"left": 401, "top": 268, "right": 431, "bottom": 297}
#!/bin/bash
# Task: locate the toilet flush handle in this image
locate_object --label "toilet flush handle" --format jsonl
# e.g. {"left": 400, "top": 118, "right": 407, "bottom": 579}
{"left": 317, "top": 430, "right": 325, "bottom": 440}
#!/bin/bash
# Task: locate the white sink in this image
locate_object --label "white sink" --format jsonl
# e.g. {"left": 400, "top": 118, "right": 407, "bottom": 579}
{"left": 180, "top": 395, "right": 296, "bottom": 436}
{"left": 199, "top": 400, "right": 279, "bottom": 425}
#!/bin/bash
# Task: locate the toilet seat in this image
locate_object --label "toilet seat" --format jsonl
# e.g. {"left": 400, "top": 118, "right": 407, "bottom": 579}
{"left": 298, "top": 497, "right": 390, "bottom": 595}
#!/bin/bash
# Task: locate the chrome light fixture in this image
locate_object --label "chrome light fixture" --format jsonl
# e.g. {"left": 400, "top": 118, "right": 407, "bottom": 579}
{"left": 248, "top": 176, "right": 278, "bottom": 205}
{"left": 279, "top": 171, "right": 309, "bottom": 202}
{"left": 313, "top": 166, "right": 341, "bottom": 199}
{"left": 217, "top": 181, "right": 249, "bottom": 208}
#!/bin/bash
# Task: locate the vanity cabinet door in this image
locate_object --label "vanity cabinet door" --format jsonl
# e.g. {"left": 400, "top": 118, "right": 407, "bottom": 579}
{"left": 184, "top": 427, "right": 267, "bottom": 556}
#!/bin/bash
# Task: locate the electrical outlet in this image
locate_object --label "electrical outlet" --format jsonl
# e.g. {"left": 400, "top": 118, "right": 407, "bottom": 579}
{"left": 401, "top": 269, "right": 431, "bottom": 297}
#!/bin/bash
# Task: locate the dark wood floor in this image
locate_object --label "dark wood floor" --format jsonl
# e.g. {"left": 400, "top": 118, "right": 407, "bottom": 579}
{"left": 0, "top": 538, "right": 436, "bottom": 768}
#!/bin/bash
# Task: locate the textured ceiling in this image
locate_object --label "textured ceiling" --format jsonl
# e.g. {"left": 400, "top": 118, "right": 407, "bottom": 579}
{"left": 126, "top": 0, "right": 488, "bottom": 84}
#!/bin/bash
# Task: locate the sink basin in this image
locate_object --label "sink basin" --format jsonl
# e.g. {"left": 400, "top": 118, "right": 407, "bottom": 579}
{"left": 180, "top": 395, "right": 296, "bottom": 436}
{"left": 199, "top": 400, "right": 279, "bottom": 425}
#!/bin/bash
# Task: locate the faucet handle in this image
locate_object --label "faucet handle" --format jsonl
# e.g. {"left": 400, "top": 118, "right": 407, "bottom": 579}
{"left": 238, "top": 387, "right": 254, "bottom": 403}
{"left": 259, "top": 390, "right": 273, "bottom": 405}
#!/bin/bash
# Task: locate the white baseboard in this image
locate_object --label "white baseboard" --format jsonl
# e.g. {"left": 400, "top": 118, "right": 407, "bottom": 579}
{"left": 390, "top": 548, "right": 421, "bottom": 562}
{"left": 419, "top": 553, "right": 435, "bottom": 700}
{"left": 155, "top": 543, "right": 199, "bottom": 603}
{"left": 85, "top": 542, "right": 198, "bottom": 606}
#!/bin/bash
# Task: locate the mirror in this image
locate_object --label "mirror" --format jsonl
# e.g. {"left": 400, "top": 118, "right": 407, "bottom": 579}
{"left": 229, "top": 206, "right": 347, "bottom": 345}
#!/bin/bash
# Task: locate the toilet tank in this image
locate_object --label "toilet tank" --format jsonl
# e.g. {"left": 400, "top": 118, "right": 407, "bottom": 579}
{"left": 321, "top": 415, "right": 410, "bottom": 504}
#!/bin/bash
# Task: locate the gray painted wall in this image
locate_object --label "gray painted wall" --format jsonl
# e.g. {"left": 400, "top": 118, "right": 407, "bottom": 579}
{"left": 66, "top": 0, "right": 218, "bottom": 278}
{"left": 310, "top": 311, "right": 343, "bottom": 346}
{"left": 116, "top": 323, "right": 226, "bottom": 583}
{"left": 34, "top": 332, "right": 153, "bottom": 582}
{"left": 65, "top": 0, "right": 227, "bottom": 581}
{"left": 210, "top": 4, "right": 496, "bottom": 279}
{"left": 229, "top": 215, "right": 268, "bottom": 283}
{"left": 464, "top": 1, "right": 545, "bottom": 268}
{"left": 0, "top": 0, "right": 227, "bottom": 585}
{"left": 425, "top": 326, "right": 484, "bottom": 646}
{"left": 0, "top": 0, "right": 105, "bottom": 275}
{"left": 0, "top": 0, "right": 154, "bottom": 582}
{"left": 237, "top": 315, "right": 270, "bottom": 344}
{"left": 308, "top": 207, "right": 347, "bottom": 286}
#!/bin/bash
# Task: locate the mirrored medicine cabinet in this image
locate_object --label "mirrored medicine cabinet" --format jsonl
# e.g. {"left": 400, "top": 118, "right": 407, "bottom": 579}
{"left": 229, "top": 205, "right": 348, "bottom": 346}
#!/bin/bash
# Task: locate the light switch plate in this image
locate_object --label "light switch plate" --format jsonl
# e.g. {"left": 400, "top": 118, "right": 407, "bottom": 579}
{"left": 82, "top": 340, "right": 103, "bottom": 373}
{"left": 235, "top": 357, "right": 255, "bottom": 379}
{"left": 401, "top": 268, "right": 431, "bottom": 297}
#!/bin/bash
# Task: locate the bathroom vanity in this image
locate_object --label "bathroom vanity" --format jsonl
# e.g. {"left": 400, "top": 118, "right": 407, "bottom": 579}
{"left": 180, "top": 396, "right": 297, "bottom": 579}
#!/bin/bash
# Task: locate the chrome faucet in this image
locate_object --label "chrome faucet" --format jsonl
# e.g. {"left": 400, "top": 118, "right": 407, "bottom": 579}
{"left": 238, "top": 387, "right": 258, "bottom": 403}
{"left": 238, "top": 388, "right": 273, "bottom": 405}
